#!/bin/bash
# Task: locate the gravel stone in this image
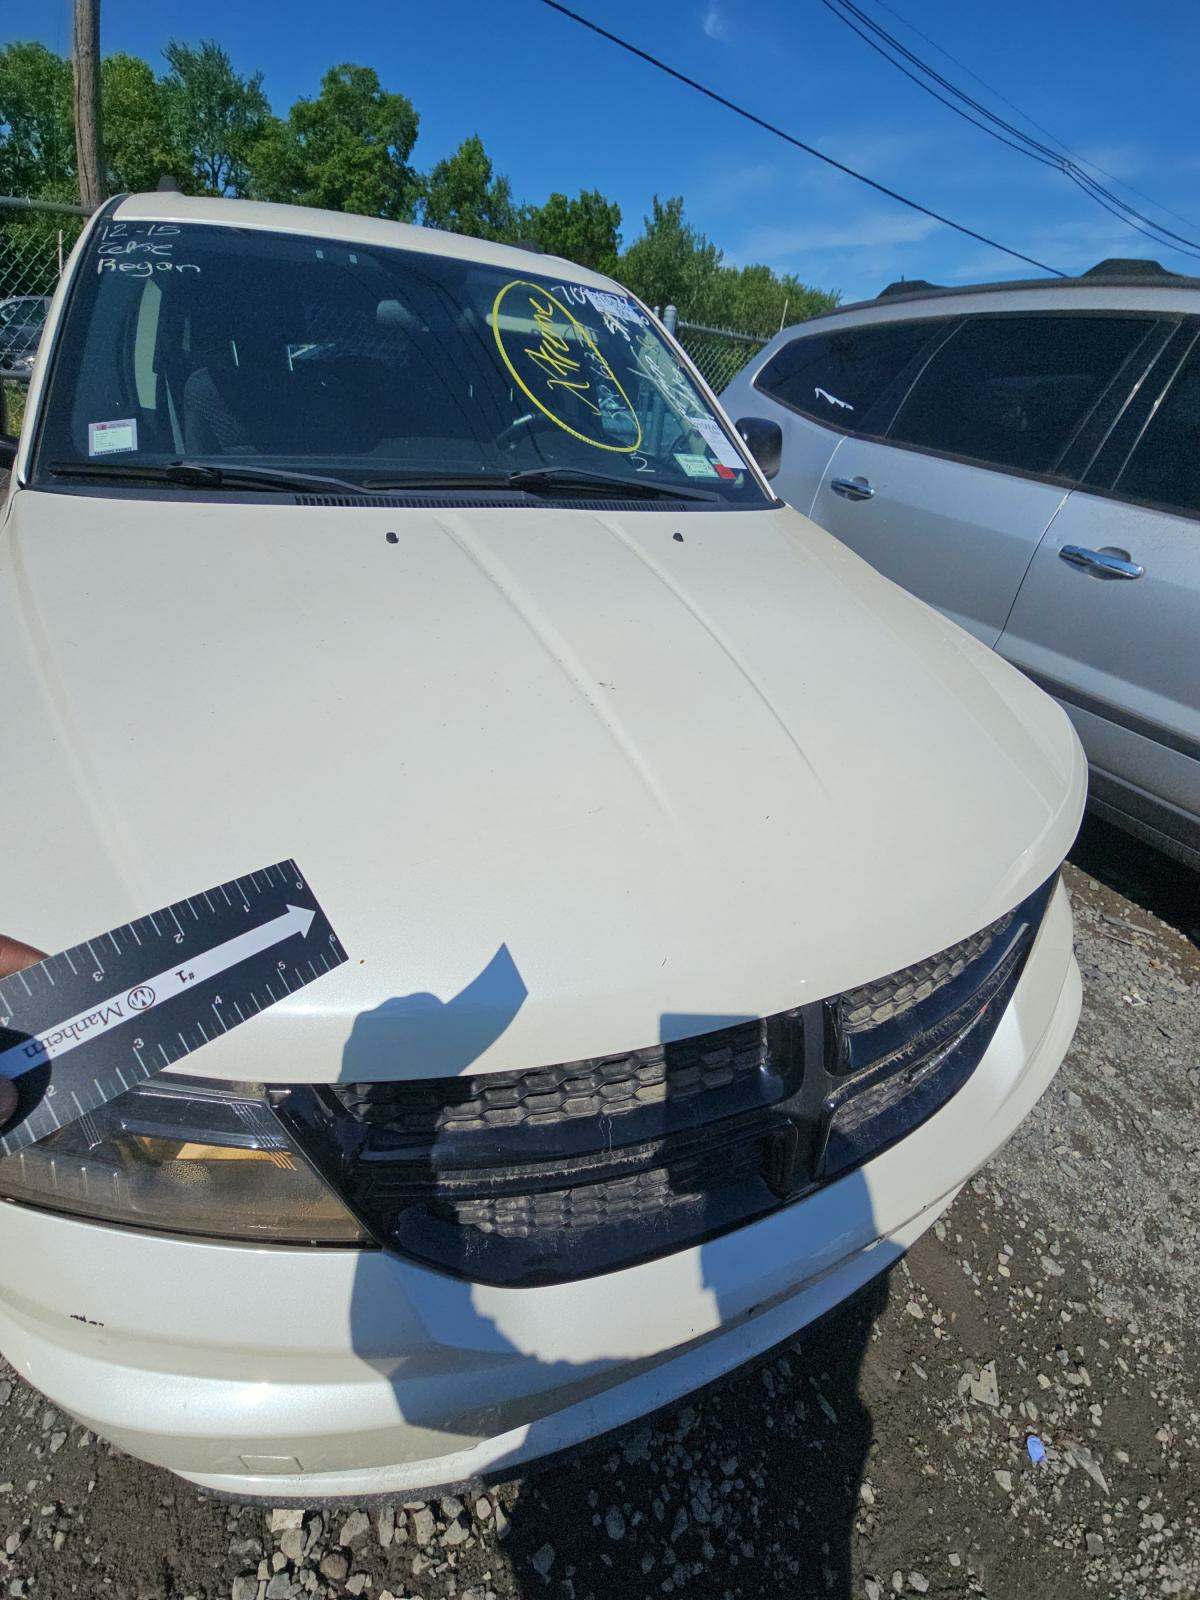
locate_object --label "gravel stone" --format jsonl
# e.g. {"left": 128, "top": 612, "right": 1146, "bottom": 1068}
{"left": 338, "top": 1511, "right": 371, "bottom": 1547}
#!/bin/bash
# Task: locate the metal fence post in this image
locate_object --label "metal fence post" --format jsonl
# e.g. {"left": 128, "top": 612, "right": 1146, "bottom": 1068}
{"left": 663, "top": 304, "right": 678, "bottom": 335}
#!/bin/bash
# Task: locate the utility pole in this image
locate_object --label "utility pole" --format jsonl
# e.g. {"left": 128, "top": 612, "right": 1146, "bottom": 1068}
{"left": 72, "top": 0, "right": 105, "bottom": 211}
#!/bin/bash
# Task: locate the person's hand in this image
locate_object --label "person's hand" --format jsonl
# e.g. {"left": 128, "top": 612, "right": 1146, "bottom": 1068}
{"left": 0, "top": 936, "right": 46, "bottom": 1127}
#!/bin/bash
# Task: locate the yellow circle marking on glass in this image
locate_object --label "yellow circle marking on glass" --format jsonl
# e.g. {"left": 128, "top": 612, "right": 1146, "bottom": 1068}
{"left": 491, "top": 279, "right": 643, "bottom": 454}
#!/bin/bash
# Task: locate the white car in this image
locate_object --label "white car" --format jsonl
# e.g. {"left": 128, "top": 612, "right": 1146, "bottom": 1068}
{"left": 0, "top": 193, "right": 1084, "bottom": 1501}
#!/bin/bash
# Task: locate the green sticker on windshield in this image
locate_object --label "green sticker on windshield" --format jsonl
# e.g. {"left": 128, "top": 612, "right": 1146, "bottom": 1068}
{"left": 674, "top": 453, "right": 718, "bottom": 478}
{"left": 491, "top": 280, "right": 642, "bottom": 453}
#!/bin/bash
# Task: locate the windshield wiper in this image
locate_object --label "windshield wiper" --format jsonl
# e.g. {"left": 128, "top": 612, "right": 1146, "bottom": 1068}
{"left": 506, "top": 466, "right": 720, "bottom": 502}
{"left": 46, "top": 460, "right": 370, "bottom": 494}
{"left": 363, "top": 466, "right": 720, "bottom": 502}
{"left": 48, "top": 459, "right": 722, "bottom": 503}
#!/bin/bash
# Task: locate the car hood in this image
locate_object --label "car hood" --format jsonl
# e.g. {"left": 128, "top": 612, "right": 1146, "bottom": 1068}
{"left": 0, "top": 491, "right": 1084, "bottom": 1082}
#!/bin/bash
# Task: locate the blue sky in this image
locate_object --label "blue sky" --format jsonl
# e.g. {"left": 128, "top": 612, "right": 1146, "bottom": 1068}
{"left": 6, "top": 0, "right": 1200, "bottom": 303}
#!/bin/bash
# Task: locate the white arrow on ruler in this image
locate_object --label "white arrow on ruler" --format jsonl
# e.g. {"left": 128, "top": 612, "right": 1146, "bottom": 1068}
{"left": 0, "top": 904, "right": 316, "bottom": 1079}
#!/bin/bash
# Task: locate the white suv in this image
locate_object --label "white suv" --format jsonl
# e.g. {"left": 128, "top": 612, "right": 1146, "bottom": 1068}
{"left": 723, "top": 260, "right": 1200, "bottom": 869}
{"left": 0, "top": 193, "right": 1083, "bottom": 1500}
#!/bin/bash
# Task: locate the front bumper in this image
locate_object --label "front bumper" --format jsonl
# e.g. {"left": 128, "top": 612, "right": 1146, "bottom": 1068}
{"left": 0, "top": 882, "right": 1079, "bottom": 1500}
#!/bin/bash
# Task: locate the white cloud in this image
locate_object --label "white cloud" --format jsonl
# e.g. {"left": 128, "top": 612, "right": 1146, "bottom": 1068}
{"left": 701, "top": 1, "right": 726, "bottom": 40}
{"left": 695, "top": 161, "right": 781, "bottom": 213}
{"left": 737, "top": 209, "right": 942, "bottom": 259}
{"left": 1072, "top": 143, "right": 1148, "bottom": 183}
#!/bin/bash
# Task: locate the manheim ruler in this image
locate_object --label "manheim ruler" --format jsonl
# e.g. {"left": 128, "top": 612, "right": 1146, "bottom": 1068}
{"left": 0, "top": 860, "right": 346, "bottom": 1157}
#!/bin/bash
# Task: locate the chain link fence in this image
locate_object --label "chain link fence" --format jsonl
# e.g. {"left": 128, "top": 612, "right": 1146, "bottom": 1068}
{"left": 1, "top": 197, "right": 90, "bottom": 436}
{"left": 674, "top": 316, "right": 769, "bottom": 395}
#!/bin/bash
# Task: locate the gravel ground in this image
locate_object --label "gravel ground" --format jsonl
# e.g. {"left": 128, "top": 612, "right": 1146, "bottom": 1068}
{"left": 0, "top": 836, "right": 1196, "bottom": 1600}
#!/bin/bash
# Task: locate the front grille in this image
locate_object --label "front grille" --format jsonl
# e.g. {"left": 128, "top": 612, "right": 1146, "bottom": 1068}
{"left": 439, "top": 1136, "right": 768, "bottom": 1237}
{"left": 837, "top": 912, "right": 1014, "bottom": 1032}
{"left": 333, "top": 1018, "right": 773, "bottom": 1151}
{"left": 274, "top": 878, "right": 1056, "bottom": 1286}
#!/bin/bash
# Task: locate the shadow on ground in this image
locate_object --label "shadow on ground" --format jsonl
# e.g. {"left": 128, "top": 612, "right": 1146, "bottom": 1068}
{"left": 497, "top": 1269, "right": 890, "bottom": 1599}
{"left": 1069, "top": 813, "right": 1199, "bottom": 946}
{"left": 343, "top": 950, "right": 887, "bottom": 1599}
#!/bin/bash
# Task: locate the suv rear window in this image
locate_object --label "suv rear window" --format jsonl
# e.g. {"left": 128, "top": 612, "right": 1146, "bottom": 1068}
{"left": 1115, "top": 342, "right": 1200, "bottom": 515}
{"left": 754, "top": 321, "right": 938, "bottom": 428}
{"left": 887, "top": 314, "right": 1152, "bottom": 475}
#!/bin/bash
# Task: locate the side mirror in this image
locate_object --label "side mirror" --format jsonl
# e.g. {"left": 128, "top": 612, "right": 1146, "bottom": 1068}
{"left": 735, "top": 416, "right": 783, "bottom": 480}
{"left": 0, "top": 437, "right": 16, "bottom": 472}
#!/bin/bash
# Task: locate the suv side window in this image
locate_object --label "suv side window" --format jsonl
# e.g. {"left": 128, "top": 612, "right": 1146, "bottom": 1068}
{"left": 754, "top": 321, "right": 939, "bottom": 430}
{"left": 1113, "top": 340, "right": 1200, "bottom": 515}
{"left": 887, "top": 314, "right": 1154, "bottom": 475}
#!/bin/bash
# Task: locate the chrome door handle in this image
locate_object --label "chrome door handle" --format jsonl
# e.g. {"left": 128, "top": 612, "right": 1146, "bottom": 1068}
{"left": 830, "top": 476, "right": 875, "bottom": 501}
{"left": 1059, "top": 544, "right": 1145, "bottom": 580}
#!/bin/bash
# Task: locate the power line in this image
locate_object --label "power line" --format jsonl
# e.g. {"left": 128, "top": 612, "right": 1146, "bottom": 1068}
{"left": 828, "top": 0, "right": 1200, "bottom": 257}
{"left": 813, "top": 0, "right": 1066, "bottom": 173}
{"left": 821, "top": 0, "right": 1200, "bottom": 263}
{"left": 536, "top": 0, "right": 1067, "bottom": 278}
{"left": 865, "top": 0, "right": 1200, "bottom": 239}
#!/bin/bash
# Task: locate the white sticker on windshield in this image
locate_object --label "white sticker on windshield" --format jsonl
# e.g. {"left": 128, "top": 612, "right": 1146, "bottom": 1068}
{"left": 88, "top": 418, "right": 138, "bottom": 455}
{"left": 687, "top": 415, "right": 746, "bottom": 469}
{"left": 585, "top": 290, "right": 648, "bottom": 326}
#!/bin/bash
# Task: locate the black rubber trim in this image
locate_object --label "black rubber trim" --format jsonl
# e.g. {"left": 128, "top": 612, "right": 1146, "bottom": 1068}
{"left": 1023, "top": 667, "right": 1200, "bottom": 765}
{"left": 1086, "top": 773, "right": 1200, "bottom": 868}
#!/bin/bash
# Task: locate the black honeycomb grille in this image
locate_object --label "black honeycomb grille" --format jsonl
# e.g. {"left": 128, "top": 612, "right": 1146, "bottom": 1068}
{"left": 442, "top": 1137, "right": 768, "bottom": 1239}
{"left": 275, "top": 879, "right": 1054, "bottom": 1286}
{"left": 837, "top": 912, "right": 1014, "bottom": 1032}
{"left": 332, "top": 1018, "right": 772, "bottom": 1146}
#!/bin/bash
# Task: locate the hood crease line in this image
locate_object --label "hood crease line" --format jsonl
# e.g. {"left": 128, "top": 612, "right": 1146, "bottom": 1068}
{"left": 591, "top": 513, "right": 829, "bottom": 797}
{"left": 429, "top": 511, "right": 678, "bottom": 823}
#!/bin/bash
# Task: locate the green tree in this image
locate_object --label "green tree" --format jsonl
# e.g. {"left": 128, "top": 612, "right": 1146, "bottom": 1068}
{"left": 519, "top": 188, "right": 621, "bottom": 274}
{"left": 0, "top": 42, "right": 74, "bottom": 198}
{"left": 248, "top": 64, "right": 419, "bottom": 219}
{"left": 618, "top": 195, "right": 837, "bottom": 335}
{"left": 617, "top": 195, "right": 721, "bottom": 316}
{"left": 700, "top": 262, "right": 838, "bottom": 337}
{"left": 102, "top": 52, "right": 187, "bottom": 193}
{"left": 419, "top": 135, "right": 514, "bottom": 241}
{"left": 161, "top": 39, "right": 272, "bottom": 196}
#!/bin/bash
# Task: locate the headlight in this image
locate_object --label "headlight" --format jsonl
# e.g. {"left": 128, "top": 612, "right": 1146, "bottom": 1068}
{"left": 0, "top": 1076, "right": 369, "bottom": 1245}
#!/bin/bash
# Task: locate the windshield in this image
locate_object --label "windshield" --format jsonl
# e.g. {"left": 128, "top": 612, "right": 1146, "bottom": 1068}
{"left": 32, "top": 220, "right": 767, "bottom": 507}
